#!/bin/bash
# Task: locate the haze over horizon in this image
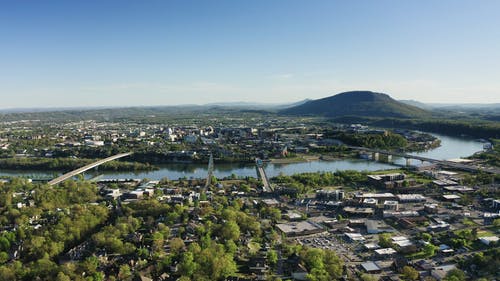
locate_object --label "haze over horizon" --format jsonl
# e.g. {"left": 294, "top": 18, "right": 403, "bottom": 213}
{"left": 1, "top": 0, "right": 500, "bottom": 108}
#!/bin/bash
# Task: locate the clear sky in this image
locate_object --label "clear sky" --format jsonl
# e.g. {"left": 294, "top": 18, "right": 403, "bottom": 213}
{"left": 1, "top": 0, "right": 499, "bottom": 108}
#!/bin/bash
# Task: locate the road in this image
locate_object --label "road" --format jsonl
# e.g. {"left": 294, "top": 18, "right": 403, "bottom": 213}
{"left": 255, "top": 158, "right": 272, "bottom": 192}
{"left": 257, "top": 166, "right": 272, "bottom": 192}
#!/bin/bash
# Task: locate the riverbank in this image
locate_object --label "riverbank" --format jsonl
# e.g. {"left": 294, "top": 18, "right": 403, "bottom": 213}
{"left": 270, "top": 154, "right": 354, "bottom": 164}
{"left": 269, "top": 154, "right": 321, "bottom": 164}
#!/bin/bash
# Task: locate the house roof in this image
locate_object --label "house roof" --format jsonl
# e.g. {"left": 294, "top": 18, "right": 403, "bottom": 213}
{"left": 361, "top": 261, "right": 381, "bottom": 272}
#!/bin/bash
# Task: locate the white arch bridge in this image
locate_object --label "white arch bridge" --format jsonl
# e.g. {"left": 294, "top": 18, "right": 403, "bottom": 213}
{"left": 47, "top": 152, "right": 133, "bottom": 186}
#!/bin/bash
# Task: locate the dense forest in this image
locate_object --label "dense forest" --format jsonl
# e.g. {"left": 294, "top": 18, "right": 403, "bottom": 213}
{"left": 334, "top": 132, "right": 408, "bottom": 150}
{"left": 369, "top": 118, "right": 500, "bottom": 139}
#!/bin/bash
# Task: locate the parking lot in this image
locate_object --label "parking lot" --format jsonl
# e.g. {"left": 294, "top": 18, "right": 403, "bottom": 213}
{"left": 293, "top": 233, "right": 363, "bottom": 262}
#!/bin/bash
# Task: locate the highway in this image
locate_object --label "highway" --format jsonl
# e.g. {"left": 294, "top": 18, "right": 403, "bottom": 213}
{"left": 48, "top": 152, "right": 133, "bottom": 186}
{"left": 347, "top": 146, "right": 500, "bottom": 175}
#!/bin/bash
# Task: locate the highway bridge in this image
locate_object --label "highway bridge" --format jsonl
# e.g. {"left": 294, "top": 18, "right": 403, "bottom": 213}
{"left": 255, "top": 158, "right": 272, "bottom": 192}
{"left": 347, "top": 146, "right": 500, "bottom": 175}
{"left": 48, "top": 152, "right": 133, "bottom": 186}
{"left": 205, "top": 153, "right": 214, "bottom": 188}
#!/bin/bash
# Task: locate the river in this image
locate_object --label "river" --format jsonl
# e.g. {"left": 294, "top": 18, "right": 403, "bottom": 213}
{"left": 0, "top": 133, "right": 484, "bottom": 180}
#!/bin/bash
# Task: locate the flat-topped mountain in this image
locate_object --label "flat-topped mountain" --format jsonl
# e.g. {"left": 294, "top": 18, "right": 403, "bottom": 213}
{"left": 280, "top": 91, "right": 429, "bottom": 118}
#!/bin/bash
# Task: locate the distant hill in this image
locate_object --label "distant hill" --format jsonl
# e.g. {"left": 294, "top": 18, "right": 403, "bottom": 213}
{"left": 399, "top": 99, "right": 433, "bottom": 110}
{"left": 273, "top": 99, "right": 312, "bottom": 110}
{"left": 281, "top": 91, "right": 429, "bottom": 118}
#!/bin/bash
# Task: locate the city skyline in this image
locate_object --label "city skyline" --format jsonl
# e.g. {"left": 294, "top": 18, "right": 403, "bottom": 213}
{"left": 1, "top": 0, "right": 500, "bottom": 108}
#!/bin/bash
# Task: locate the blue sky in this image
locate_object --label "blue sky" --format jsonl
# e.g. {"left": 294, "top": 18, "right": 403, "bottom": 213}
{"left": 1, "top": 0, "right": 499, "bottom": 108}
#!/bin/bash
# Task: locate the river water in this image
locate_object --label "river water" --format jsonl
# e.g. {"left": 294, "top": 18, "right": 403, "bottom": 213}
{"left": 0, "top": 133, "right": 484, "bottom": 180}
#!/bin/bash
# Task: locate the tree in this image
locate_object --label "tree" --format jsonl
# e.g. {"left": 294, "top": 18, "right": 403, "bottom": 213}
{"left": 194, "top": 243, "right": 237, "bottom": 280}
{"left": 267, "top": 249, "right": 278, "bottom": 267}
{"left": 151, "top": 232, "right": 164, "bottom": 253}
{"left": 306, "top": 268, "right": 330, "bottom": 281}
{"left": 0, "top": 237, "right": 11, "bottom": 252}
{"left": 323, "top": 250, "right": 343, "bottom": 279}
{"left": 0, "top": 266, "right": 15, "bottom": 281}
{"left": 378, "top": 233, "right": 393, "bottom": 248}
{"left": 302, "top": 248, "right": 324, "bottom": 270}
{"left": 118, "top": 264, "right": 132, "bottom": 281}
{"left": 361, "top": 274, "right": 378, "bottom": 281}
{"left": 179, "top": 252, "right": 197, "bottom": 277}
{"left": 0, "top": 252, "right": 8, "bottom": 264}
{"left": 225, "top": 240, "right": 238, "bottom": 255}
{"left": 55, "top": 272, "right": 71, "bottom": 281}
{"left": 402, "top": 266, "right": 419, "bottom": 281}
{"left": 443, "top": 269, "right": 466, "bottom": 281}
{"left": 421, "top": 232, "right": 432, "bottom": 242}
{"left": 423, "top": 243, "right": 438, "bottom": 257}
{"left": 220, "top": 221, "right": 240, "bottom": 241}
{"left": 170, "top": 238, "right": 185, "bottom": 256}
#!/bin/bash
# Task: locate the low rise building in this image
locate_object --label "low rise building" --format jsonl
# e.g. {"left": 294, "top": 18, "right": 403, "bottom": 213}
{"left": 343, "top": 207, "right": 374, "bottom": 216}
{"left": 391, "top": 236, "right": 415, "bottom": 252}
{"left": 360, "top": 261, "right": 382, "bottom": 273}
{"left": 374, "top": 248, "right": 397, "bottom": 257}
{"left": 443, "top": 186, "right": 475, "bottom": 193}
{"left": 479, "top": 236, "right": 499, "bottom": 246}
{"left": 424, "top": 203, "right": 439, "bottom": 214}
{"left": 315, "top": 190, "right": 344, "bottom": 201}
{"left": 431, "top": 265, "right": 457, "bottom": 280}
{"left": 483, "top": 212, "right": 500, "bottom": 225}
{"left": 384, "top": 200, "right": 399, "bottom": 210}
{"left": 276, "top": 221, "right": 324, "bottom": 237}
{"left": 344, "top": 232, "right": 365, "bottom": 242}
{"left": 355, "top": 192, "right": 395, "bottom": 202}
{"left": 383, "top": 210, "right": 419, "bottom": 218}
{"left": 396, "top": 194, "right": 426, "bottom": 203}
{"left": 442, "top": 194, "right": 461, "bottom": 201}
{"left": 261, "top": 198, "right": 280, "bottom": 208}
{"left": 365, "top": 220, "right": 395, "bottom": 234}
{"left": 363, "top": 198, "right": 378, "bottom": 207}
{"left": 428, "top": 221, "right": 450, "bottom": 232}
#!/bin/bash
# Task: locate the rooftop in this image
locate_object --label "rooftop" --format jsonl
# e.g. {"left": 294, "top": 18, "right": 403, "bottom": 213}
{"left": 356, "top": 192, "right": 395, "bottom": 198}
{"left": 276, "top": 221, "right": 323, "bottom": 235}
{"left": 374, "top": 248, "right": 397, "bottom": 255}
{"left": 396, "top": 194, "right": 426, "bottom": 201}
{"left": 361, "top": 261, "right": 381, "bottom": 272}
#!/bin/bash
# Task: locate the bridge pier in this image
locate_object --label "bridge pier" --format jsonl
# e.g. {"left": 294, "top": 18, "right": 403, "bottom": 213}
{"left": 405, "top": 158, "right": 411, "bottom": 166}
{"left": 387, "top": 155, "right": 392, "bottom": 162}
{"left": 372, "top": 152, "right": 379, "bottom": 161}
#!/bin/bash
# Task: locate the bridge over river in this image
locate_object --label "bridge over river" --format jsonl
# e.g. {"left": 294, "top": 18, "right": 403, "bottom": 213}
{"left": 255, "top": 158, "right": 272, "bottom": 192}
{"left": 347, "top": 146, "right": 500, "bottom": 175}
{"left": 48, "top": 152, "right": 133, "bottom": 186}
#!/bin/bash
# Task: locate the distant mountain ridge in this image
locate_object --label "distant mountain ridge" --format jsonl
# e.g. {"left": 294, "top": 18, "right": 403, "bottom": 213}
{"left": 399, "top": 99, "right": 433, "bottom": 110}
{"left": 281, "top": 91, "right": 429, "bottom": 118}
